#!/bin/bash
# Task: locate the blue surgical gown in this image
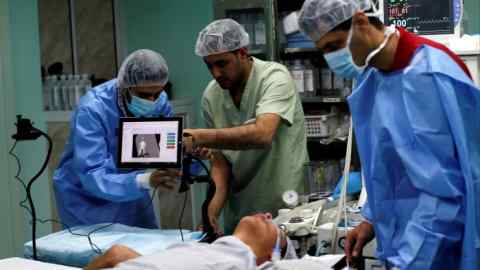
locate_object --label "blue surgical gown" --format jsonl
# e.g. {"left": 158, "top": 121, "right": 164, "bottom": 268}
{"left": 53, "top": 79, "right": 173, "bottom": 228}
{"left": 348, "top": 45, "right": 480, "bottom": 269}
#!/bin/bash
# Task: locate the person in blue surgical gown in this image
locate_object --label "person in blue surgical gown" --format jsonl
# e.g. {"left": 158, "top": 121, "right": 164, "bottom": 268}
{"left": 53, "top": 49, "right": 177, "bottom": 229}
{"left": 299, "top": 0, "right": 480, "bottom": 269}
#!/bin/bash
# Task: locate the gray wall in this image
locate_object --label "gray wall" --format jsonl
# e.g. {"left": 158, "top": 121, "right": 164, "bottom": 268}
{"left": 118, "top": 0, "right": 215, "bottom": 228}
{"left": 39, "top": 0, "right": 117, "bottom": 79}
{"left": 463, "top": 0, "right": 480, "bottom": 35}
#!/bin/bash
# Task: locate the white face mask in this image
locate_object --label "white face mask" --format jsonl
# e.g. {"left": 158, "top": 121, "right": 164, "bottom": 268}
{"left": 347, "top": 24, "right": 398, "bottom": 70}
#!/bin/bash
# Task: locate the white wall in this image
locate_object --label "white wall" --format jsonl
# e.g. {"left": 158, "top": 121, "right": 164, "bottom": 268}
{"left": 0, "top": 0, "right": 53, "bottom": 258}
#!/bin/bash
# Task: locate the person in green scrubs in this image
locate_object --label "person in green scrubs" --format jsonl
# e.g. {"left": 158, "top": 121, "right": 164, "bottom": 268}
{"left": 183, "top": 19, "right": 308, "bottom": 234}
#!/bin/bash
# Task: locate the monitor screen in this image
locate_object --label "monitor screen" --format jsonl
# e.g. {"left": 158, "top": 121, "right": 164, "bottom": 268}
{"left": 384, "top": 0, "right": 454, "bottom": 35}
{"left": 117, "top": 117, "right": 183, "bottom": 168}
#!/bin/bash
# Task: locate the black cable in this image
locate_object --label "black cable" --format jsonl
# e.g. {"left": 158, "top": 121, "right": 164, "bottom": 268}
{"left": 35, "top": 218, "right": 106, "bottom": 254}
{"left": 8, "top": 141, "right": 27, "bottom": 190}
{"left": 85, "top": 223, "right": 116, "bottom": 254}
{"left": 37, "top": 187, "right": 159, "bottom": 255}
{"left": 10, "top": 139, "right": 107, "bottom": 255}
{"left": 21, "top": 129, "right": 52, "bottom": 260}
{"left": 200, "top": 181, "right": 218, "bottom": 243}
{"left": 191, "top": 156, "right": 211, "bottom": 177}
{"left": 9, "top": 141, "right": 33, "bottom": 216}
{"left": 178, "top": 191, "right": 188, "bottom": 242}
{"left": 35, "top": 187, "right": 159, "bottom": 255}
{"left": 191, "top": 157, "right": 220, "bottom": 243}
{"left": 10, "top": 137, "right": 160, "bottom": 256}
{"left": 10, "top": 143, "right": 91, "bottom": 254}
{"left": 10, "top": 116, "right": 193, "bottom": 256}
{"left": 78, "top": 186, "right": 160, "bottom": 254}
{"left": 179, "top": 157, "right": 219, "bottom": 243}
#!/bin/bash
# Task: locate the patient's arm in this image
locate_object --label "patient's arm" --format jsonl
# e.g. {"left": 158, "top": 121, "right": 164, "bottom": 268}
{"left": 84, "top": 245, "right": 140, "bottom": 270}
{"left": 208, "top": 151, "right": 231, "bottom": 233}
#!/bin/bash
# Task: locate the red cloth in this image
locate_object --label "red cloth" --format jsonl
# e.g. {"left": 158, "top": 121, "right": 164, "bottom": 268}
{"left": 390, "top": 27, "right": 472, "bottom": 79}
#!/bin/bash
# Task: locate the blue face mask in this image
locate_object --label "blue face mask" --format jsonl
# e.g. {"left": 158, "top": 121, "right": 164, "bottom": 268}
{"left": 127, "top": 94, "right": 159, "bottom": 118}
{"left": 323, "top": 47, "right": 362, "bottom": 79}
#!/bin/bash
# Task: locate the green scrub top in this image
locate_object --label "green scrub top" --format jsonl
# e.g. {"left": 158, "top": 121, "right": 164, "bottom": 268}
{"left": 201, "top": 57, "right": 309, "bottom": 233}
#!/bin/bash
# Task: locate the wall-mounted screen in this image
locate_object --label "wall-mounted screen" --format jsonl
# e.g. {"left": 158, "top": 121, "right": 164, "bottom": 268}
{"left": 384, "top": 0, "right": 454, "bottom": 35}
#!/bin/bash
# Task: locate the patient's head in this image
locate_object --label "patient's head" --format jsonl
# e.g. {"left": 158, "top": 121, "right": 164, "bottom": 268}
{"left": 233, "top": 213, "right": 278, "bottom": 265}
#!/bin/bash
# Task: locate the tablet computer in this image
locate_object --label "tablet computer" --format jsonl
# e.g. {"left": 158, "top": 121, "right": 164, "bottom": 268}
{"left": 117, "top": 117, "right": 183, "bottom": 168}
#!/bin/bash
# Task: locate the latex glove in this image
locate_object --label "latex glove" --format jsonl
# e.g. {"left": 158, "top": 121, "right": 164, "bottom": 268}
{"left": 344, "top": 221, "right": 375, "bottom": 267}
{"left": 149, "top": 169, "right": 180, "bottom": 190}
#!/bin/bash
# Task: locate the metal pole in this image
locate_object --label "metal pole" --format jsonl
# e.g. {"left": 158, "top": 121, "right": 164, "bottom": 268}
{"left": 68, "top": 0, "right": 78, "bottom": 74}
{"left": 265, "top": 0, "right": 278, "bottom": 61}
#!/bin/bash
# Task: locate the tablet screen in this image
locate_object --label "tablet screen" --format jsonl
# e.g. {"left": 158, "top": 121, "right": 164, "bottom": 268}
{"left": 117, "top": 117, "right": 183, "bottom": 168}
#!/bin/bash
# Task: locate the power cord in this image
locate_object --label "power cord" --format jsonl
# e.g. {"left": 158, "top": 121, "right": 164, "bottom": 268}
{"left": 9, "top": 139, "right": 160, "bottom": 256}
{"left": 177, "top": 156, "right": 213, "bottom": 242}
{"left": 9, "top": 115, "right": 161, "bottom": 257}
{"left": 39, "top": 186, "right": 159, "bottom": 255}
{"left": 178, "top": 191, "right": 189, "bottom": 241}
{"left": 9, "top": 141, "right": 32, "bottom": 215}
{"left": 36, "top": 219, "right": 106, "bottom": 254}
{"left": 10, "top": 133, "right": 107, "bottom": 255}
{"left": 10, "top": 115, "right": 215, "bottom": 258}
{"left": 10, "top": 115, "right": 53, "bottom": 260}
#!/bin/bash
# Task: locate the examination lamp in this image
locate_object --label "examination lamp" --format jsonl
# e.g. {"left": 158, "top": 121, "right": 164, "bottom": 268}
{"left": 11, "top": 115, "right": 53, "bottom": 260}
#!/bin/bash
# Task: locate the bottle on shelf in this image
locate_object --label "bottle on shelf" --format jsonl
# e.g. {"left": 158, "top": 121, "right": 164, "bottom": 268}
{"left": 303, "top": 59, "right": 318, "bottom": 97}
{"left": 253, "top": 12, "right": 266, "bottom": 49}
{"left": 73, "top": 74, "right": 83, "bottom": 108}
{"left": 81, "top": 74, "right": 92, "bottom": 96}
{"left": 290, "top": 59, "right": 305, "bottom": 95}
{"left": 333, "top": 73, "right": 345, "bottom": 97}
{"left": 239, "top": 13, "right": 255, "bottom": 50}
{"left": 42, "top": 76, "right": 52, "bottom": 110}
{"left": 58, "top": 75, "right": 68, "bottom": 111}
{"left": 342, "top": 79, "right": 353, "bottom": 98}
{"left": 43, "top": 73, "right": 94, "bottom": 111}
{"left": 48, "top": 76, "right": 59, "bottom": 111}
{"left": 66, "top": 74, "right": 75, "bottom": 110}
{"left": 320, "top": 68, "right": 333, "bottom": 96}
{"left": 69, "top": 74, "right": 82, "bottom": 110}
{"left": 235, "top": 12, "right": 255, "bottom": 50}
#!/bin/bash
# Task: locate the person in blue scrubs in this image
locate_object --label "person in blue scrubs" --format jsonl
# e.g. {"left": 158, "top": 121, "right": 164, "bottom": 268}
{"left": 53, "top": 49, "right": 177, "bottom": 229}
{"left": 299, "top": 0, "right": 480, "bottom": 269}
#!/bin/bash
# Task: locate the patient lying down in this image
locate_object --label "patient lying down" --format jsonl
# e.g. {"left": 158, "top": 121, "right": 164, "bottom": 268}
{"left": 84, "top": 213, "right": 296, "bottom": 270}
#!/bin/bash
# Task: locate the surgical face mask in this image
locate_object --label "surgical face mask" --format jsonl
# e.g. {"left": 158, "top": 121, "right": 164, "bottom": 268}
{"left": 324, "top": 47, "right": 362, "bottom": 79}
{"left": 347, "top": 24, "right": 398, "bottom": 70}
{"left": 127, "top": 94, "right": 160, "bottom": 118}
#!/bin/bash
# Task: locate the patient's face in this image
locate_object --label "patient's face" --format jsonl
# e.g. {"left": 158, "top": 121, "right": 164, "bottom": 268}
{"left": 234, "top": 213, "right": 278, "bottom": 258}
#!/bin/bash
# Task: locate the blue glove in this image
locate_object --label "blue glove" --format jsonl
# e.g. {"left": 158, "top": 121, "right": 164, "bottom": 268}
{"left": 331, "top": 171, "right": 362, "bottom": 200}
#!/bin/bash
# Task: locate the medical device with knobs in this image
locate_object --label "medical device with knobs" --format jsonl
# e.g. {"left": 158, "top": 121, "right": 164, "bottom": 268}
{"left": 282, "top": 190, "right": 299, "bottom": 208}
